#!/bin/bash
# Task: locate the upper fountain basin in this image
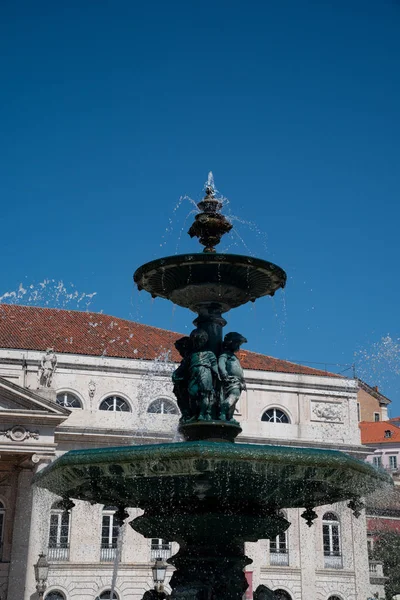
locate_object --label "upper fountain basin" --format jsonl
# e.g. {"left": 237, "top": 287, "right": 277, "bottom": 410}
{"left": 33, "top": 441, "right": 390, "bottom": 513}
{"left": 134, "top": 253, "right": 287, "bottom": 313}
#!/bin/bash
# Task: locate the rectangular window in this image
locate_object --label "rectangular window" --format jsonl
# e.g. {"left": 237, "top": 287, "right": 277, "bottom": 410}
{"left": 373, "top": 456, "right": 382, "bottom": 467}
{"left": 389, "top": 456, "right": 398, "bottom": 470}
{"left": 101, "top": 515, "right": 118, "bottom": 548}
{"left": 357, "top": 403, "right": 361, "bottom": 422}
{"left": 374, "top": 413, "right": 380, "bottom": 422}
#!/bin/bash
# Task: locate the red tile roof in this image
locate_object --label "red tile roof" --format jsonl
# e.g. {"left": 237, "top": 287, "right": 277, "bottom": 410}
{"left": 359, "top": 420, "right": 400, "bottom": 444}
{"left": 0, "top": 304, "right": 338, "bottom": 377}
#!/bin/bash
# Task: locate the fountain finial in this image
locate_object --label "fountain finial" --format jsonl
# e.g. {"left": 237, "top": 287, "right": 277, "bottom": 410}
{"left": 205, "top": 171, "right": 216, "bottom": 196}
{"left": 188, "top": 173, "right": 233, "bottom": 253}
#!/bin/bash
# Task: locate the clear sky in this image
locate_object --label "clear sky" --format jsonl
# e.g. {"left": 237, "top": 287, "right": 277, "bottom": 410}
{"left": 1, "top": 1, "right": 400, "bottom": 411}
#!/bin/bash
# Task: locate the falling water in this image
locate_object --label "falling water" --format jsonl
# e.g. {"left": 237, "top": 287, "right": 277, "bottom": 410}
{"left": 0, "top": 279, "right": 98, "bottom": 310}
{"left": 110, "top": 523, "right": 126, "bottom": 597}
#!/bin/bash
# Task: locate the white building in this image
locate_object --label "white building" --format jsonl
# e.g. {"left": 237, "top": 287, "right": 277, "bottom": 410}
{"left": 0, "top": 304, "right": 384, "bottom": 600}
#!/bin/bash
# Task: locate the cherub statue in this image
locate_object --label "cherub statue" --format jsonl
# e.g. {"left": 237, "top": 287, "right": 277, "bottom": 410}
{"left": 37, "top": 347, "right": 57, "bottom": 388}
{"left": 172, "top": 336, "right": 192, "bottom": 422}
{"left": 218, "top": 332, "right": 247, "bottom": 421}
{"left": 188, "top": 329, "right": 219, "bottom": 421}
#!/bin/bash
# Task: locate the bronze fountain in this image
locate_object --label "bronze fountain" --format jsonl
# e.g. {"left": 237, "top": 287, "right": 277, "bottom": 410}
{"left": 35, "top": 175, "right": 390, "bottom": 599}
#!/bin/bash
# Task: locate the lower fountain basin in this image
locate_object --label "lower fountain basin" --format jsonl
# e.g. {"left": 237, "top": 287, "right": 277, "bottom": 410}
{"left": 133, "top": 253, "right": 287, "bottom": 312}
{"left": 34, "top": 441, "right": 390, "bottom": 512}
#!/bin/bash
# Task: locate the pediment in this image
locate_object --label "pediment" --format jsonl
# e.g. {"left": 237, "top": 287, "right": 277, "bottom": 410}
{"left": 0, "top": 377, "right": 70, "bottom": 417}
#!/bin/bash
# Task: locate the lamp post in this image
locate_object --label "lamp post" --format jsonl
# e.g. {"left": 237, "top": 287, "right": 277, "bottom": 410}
{"left": 151, "top": 557, "right": 167, "bottom": 595}
{"left": 34, "top": 552, "right": 49, "bottom": 599}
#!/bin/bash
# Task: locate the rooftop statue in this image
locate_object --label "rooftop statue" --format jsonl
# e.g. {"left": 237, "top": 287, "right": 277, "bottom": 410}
{"left": 37, "top": 347, "right": 57, "bottom": 388}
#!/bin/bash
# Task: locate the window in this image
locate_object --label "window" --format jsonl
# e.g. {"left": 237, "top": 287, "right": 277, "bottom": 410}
{"left": 261, "top": 408, "right": 290, "bottom": 423}
{"left": 148, "top": 398, "right": 179, "bottom": 415}
{"left": 327, "top": 596, "right": 342, "bottom": 600}
{"left": 101, "top": 506, "right": 119, "bottom": 561}
{"left": 373, "top": 456, "right": 382, "bottom": 468}
{"left": 95, "top": 592, "right": 119, "bottom": 600}
{"left": 99, "top": 396, "right": 130, "bottom": 412}
{"left": 322, "top": 512, "right": 342, "bottom": 569}
{"left": 56, "top": 392, "right": 82, "bottom": 408}
{"left": 374, "top": 413, "right": 380, "bottom": 422}
{"left": 45, "top": 593, "right": 66, "bottom": 600}
{"left": 151, "top": 538, "right": 172, "bottom": 560}
{"left": 48, "top": 502, "right": 70, "bottom": 561}
{"left": 0, "top": 501, "right": 4, "bottom": 560}
{"left": 389, "top": 455, "right": 398, "bottom": 470}
{"left": 274, "top": 591, "right": 292, "bottom": 600}
{"left": 270, "top": 511, "right": 288, "bottom": 566}
{"left": 357, "top": 402, "right": 361, "bottom": 422}
{"left": 384, "top": 430, "right": 392, "bottom": 438}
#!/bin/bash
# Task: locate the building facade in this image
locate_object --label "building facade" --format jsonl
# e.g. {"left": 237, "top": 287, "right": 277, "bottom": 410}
{"left": 0, "top": 304, "right": 385, "bottom": 600}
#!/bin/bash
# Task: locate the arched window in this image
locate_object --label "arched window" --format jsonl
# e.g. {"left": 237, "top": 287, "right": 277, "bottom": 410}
{"left": 0, "top": 501, "right": 5, "bottom": 560}
{"left": 56, "top": 392, "right": 82, "bottom": 408}
{"left": 101, "top": 506, "right": 119, "bottom": 561}
{"left": 323, "top": 512, "right": 342, "bottom": 569}
{"left": 270, "top": 511, "right": 289, "bottom": 566}
{"left": 328, "top": 596, "right": 342, "bottom": 600}
{"left": 99, "top": 396, "right": 130, "bottom": 412}
{"left": 48, "top": 502, "right": 70, "bottom": 561}
{"left": 274, "top": 591, "right": 292, "bottom": 600}
{"left": 45, "top": 592, "right": 66, "bottom": 600}
{"left": 148, "top": 398, "right": 179, "bottom": 415}
{"left": 95, "top": 591, "right": 119, "bottom": 599}
{"left": 261, "top": 408, "right": 290, "bottom": 423}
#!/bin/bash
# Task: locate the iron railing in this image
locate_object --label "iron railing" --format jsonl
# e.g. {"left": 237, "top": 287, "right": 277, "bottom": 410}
{"left": 270, "top": 551, "right": 289, "bottom": 566}
{"left": 100, "top": 545, "right": 117, "bottom": 562}
{"left": 48, "top": 546, "right": 70, "bottom": 561}
{"left": 151, "top": 544, "right": 172, "bottom": 561}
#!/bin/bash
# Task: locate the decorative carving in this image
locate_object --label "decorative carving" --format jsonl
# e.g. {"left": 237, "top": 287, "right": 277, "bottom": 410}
{"left": 37, "top": 347, "right": 57, "bottom": 388}
{"left": 187, "top": 329, "right": 219, "bottom": 422}
{"left": 0, "top": 425, "right": 39, "bottom": 442}
{"left": 218, "top": 332, "right": 247, "bottom": 422}
{"left": 187, "top": 172, "right": 233, "bottom": 253}
{"left": 312, "top": 402, "right": 342, "bottom": 422}
{"left": 88, "top": 380, "right": 96, "bottom": 398}
{"left": 301, "top": 506, "right": 318, "bottom": 527}
{"left": 347, "top": 497, "right": 365, "bottom": 518}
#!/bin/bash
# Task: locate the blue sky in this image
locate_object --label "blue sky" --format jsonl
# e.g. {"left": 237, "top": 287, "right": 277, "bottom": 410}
{"left": 1, "top": 1, "right": 400, "bottom": 411}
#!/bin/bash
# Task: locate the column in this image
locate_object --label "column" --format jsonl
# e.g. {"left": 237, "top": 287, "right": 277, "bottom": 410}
{"left": 7, "top": 468, "right": 34, "bottom": 600}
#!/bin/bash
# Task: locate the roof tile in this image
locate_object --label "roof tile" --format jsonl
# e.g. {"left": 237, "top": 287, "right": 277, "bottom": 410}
{"left": 0, "top": 304, "right": 337, "bottom": 377}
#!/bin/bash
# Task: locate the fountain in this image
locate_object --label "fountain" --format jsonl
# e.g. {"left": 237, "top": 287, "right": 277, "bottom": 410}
{"left": 34, "top": 174, "right": 391, "bottom": 600}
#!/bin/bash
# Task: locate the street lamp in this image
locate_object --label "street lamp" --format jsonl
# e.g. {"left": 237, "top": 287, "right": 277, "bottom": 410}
{"left": 151, "top": 557, "right": 167, "bottom": 594}
{"left": 34, "top": 552, "right": 49, "bottom": 599}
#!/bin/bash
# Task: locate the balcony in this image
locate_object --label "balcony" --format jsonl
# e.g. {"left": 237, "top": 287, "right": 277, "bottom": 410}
{"left": 151, "top": 543, "right": 172, "bottom": 561}
{"left": 324, "top": 554, "right": 343, "bottom": 569}
{"left": 48, "top": 546, "right": 70, "bottom": 561}
{"left": 270, "top": 551, "right": 289, "bottom": 566}
{"left": 369, "top": 560, "right": 386, "bottom": 584}
{"left": 100, "top": 545, "right": 117, "bottom": 562}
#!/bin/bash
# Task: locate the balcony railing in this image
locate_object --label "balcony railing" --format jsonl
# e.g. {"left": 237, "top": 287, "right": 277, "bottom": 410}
{"left": 270, "top": 551, "right": 289, "bottom": 566}
{"left": 151, "top": 544, "right": 172, "bottom": 561}
{"left": 100, "top": 545, "right": 117, "bottom": 562}
{"left": 369, "top": 560, "right": 385, "bottom": 578}
{"left": 48, "top": 546, "right": 70, "bottom": 561}
{"left": 324, "top": 554, "right": 343, "bottom": 569}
